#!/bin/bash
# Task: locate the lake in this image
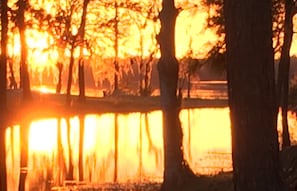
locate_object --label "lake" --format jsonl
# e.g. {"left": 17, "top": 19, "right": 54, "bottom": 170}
{"left": 5, "top": 107, "right": 296, "bottom": 190}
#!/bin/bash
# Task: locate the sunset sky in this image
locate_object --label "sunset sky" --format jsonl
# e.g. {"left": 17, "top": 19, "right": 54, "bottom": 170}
{"left": 5, "top": 0, "right": 297, "bottom": 75}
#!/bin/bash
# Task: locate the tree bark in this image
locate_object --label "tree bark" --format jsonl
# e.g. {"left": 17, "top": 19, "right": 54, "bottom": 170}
{"left": 224, "top": 0, "right": 285, "bottom": 190}
{"left": 157, "top": 0, "right": 196, "bottom": 191}
{"left": 0, "top": 1, "right": 8, "bottom": 190}
{"left": 277, "top": 0, "right": 294, "bottom": 149}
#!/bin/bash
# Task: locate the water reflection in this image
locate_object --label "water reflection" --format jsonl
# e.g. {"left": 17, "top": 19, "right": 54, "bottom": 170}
{"left": 7, "top": 107, "right": 295, "bottom": 190}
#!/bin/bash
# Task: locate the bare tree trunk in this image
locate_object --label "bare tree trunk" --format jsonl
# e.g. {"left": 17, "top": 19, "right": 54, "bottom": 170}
{"left": 17, "top": 0, "right": 31, "bottom": 102}
{"left": 277, "top": 0, "right": 294, "bottom": 149}
{"left": 66, "top": 42, "right": 75, "bottom": 106}
{"left": 56, "top": 62, "right": 63, "bottom": 94}
{"left": 78, "top": 0, "right": 90, "bottom": 102}
{"left": 113, "top": 1, "right": 119, "bottom": 93}
{"left": 157, "top": 0, "right": 196, "bottom": 191}
{"left": 78, "top": 60, "right": 85, "bottom": 102}
{"left": 224, "top": 0, "right": 285, "bottom": 190}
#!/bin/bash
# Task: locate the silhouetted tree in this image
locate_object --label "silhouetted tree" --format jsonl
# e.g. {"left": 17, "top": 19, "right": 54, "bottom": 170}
{"left": 157, "top": 0, "right": 196, "bottom": 190}
{"left": 65, "top": 0, "right": 90, "bottom": 105}
{"left": 277, "top": 0, "right": 296, "bottom": 149}
{"left": 77, "top": 0, "right": 90, "bottom": 102}
{"left": 0, "top": 0, "right": 8, "bottom": 190}
{"left": 225, "top": 0, "right": 285, "bottom": 190}
{"left": 16, "top": 0, "right": 31, "bottom": 102}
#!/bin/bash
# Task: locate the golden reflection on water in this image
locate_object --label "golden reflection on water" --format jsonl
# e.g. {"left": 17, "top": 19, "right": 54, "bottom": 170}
{"left": 7, "top": 108, "right": 297, "bottom": 190}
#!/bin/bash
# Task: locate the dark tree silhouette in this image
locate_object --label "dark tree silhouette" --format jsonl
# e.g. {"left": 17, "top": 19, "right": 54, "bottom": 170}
{"left": 66, "top": 0, "right": 90, "bottom": 105}
{"left": 0, "top": 0, "right": 8, "bottom": 190}
{"left": 224, "top": 0, "right": 285, "bottom": 190}
{"left": 16, "top": 0, "right": 31, "bottom": 102}
{"left": 157, "top": 0, "right": 196, "bottom": 191}
{"left": 277, "top": 0, "right": 296, "bottom": 149}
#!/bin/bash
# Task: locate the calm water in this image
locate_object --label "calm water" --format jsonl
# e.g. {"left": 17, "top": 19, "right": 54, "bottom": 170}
{"left": 5, "top": 108, "right": 297, "bottom": 190}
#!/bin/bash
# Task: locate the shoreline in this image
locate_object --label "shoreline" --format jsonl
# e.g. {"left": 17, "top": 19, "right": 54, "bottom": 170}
{"left": 6, "top": 91, "right": 228, "bottom": 125}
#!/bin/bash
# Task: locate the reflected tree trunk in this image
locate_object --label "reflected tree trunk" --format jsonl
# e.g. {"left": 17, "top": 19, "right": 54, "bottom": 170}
{"left": 138, "top": 113, "right": 143, "bottom": 181}
{"left": 66, "top": 118, "right": 74, "bottom": 180}
{"left": 57, "top": 118, "right": 66, "bottom": 185}
{"left": 157, "top": 0, "right": 196, "bottom": 190}
{"left": 144, "top": 113, "right": 159, "bottom": 165}
{"left": 18, "top": 122, "right": 29, "bottom": 191}
{"left": 78, "top": 115, "right": 85, "bottom": 181}
{"left": 16, "top": 0, "right": 31, "bottom": 101}
{"left": 277, "top": 0, "right": 294, "bottom": 149}
{"left": 0, "top": 0, "right": 8, "bottom": 189}
{"left": 114, "top": 114, "right": 118, "bottom": 182}
{"left": 187, "top": 109, "right": 192, "bottom": 162}
{"left": 224, "top": 0, "right": 285, "bottom": 190}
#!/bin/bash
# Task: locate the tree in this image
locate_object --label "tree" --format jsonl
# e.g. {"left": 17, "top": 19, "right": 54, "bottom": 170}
{"left": 224, "top": 0, "right": 285, "bottom": 190}
{"left": 65, "top": 0, "right": 90, "bottom": 105}
{"left": 16, "top": 0, "right": 31, "bottom": 102}
{"left": 157, "top": 0, "right": 196, "bottom": 190}
{"left": 76, "top": 0, "right": 90, "bottom": 102}
{"left": 276, "top": 0, "right": 296, "bottom": 149}
{"left": 0, "top": 0, "right": 8, "bottom": 190}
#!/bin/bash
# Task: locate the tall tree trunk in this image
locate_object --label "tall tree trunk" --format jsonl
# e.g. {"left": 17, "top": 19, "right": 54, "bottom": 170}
{"left": 66, "top": 42, "right": 75, "bottom": 106}
{"left": 113, "top": 1, "right": 119, "bottom": 93}
{"left": 0, "top": 1, "right": 8, "bottom": 190}
{"left": 78, "top": 60, "right": 85, "bottom": 102}
{"left": 277, "top": 0, "right": 294, "bottom": 149}
{"left": 17, "top": 0, "right": 31, "bottom": 102}
{"left": 56, "top": 62, "right": 63, "bottom": 94}
{"left": 224, "top": 0, "right": 284, "bottom": 190}
{"left": 157, "top": 1, "right": 196, "bottom": 191}
{"left": 78, "top": 0, "right": 90, "bottom": 102}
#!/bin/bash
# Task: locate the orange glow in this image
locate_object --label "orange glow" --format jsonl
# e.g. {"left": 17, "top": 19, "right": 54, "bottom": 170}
{"left": 5, "top": 108, "right": 236, "bottom": 189}
{"left": 29, "top": 119, "right": 57, "bottom": 153}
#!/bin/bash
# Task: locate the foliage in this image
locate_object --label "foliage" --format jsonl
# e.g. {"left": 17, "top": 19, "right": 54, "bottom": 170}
{"left": 201, "top": 0, "right": 286, "bottom": 73}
